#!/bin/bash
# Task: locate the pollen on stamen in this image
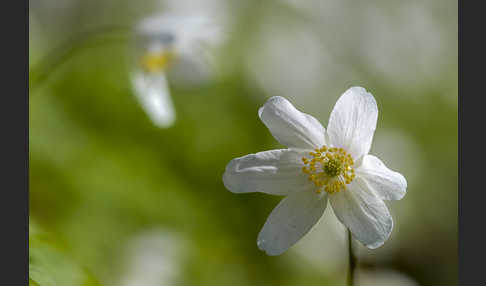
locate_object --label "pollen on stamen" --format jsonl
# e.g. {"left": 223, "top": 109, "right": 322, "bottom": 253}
{"left": 301, "top": 145, "right": 355, "bottom": 194}
{"left": 141, "top": 50, "right": 176, "bottom": 73}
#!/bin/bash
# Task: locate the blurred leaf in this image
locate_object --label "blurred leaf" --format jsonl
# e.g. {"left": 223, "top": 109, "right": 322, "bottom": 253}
{"left": 29, "top": 221, "right": 101, "bottom": 286}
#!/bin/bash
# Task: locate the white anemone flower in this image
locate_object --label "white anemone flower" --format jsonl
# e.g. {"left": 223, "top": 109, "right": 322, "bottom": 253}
{"left": 223, "top": 87, "right": 407, "bottom": 255}
{"left": 131, "top": 13, "right": 221, "bottom": 128}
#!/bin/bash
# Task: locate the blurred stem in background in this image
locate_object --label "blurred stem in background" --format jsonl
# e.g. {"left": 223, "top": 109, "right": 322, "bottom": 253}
{"left": 347, "top": 229, "right": 356, "bottom": 286}
{"left": 29, "top": 26, "right": 130, "bottom": 93}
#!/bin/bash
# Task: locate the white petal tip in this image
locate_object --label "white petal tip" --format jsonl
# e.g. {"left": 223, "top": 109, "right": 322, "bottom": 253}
{"left": 258, "top": 106, "right": 264, "bottom": 118}
{"left": 221, "top": 176, "right": 240, "bottom": 194}
{"left": 258, "top": 96, "right": 286, "bottom": 118}
{"left": 266, "top": 96, "right": 287, "bottom": 102}
{"left": 258, "top": 96, "right": 326, "bottom": 149}
{"left": 343, "top": 85, "right": 375, "bottom": 98}
{"left": 364, "top": 218, "right": 394, "bottom": 249}
{"left": 400, "top": 176, "right": 408, "bottom": 196}
{"left": 257, "top": 239, "right": 284, "bottom": 256}
{"left": 388, "top": 173, "right": 407, "bottom": 201}
{"left": 222, "top": 159, "right": 240, "bottom": 193}
{"left": 344, "top": 86, "right": 374, "bottom": 98}
{"left": 395, "top": 179, "right": 407, "bottom": 200}
{"left": 152, "top": 116, "right": 176, "bottom": 128}
{"left": 347, "top": 86, "right": 368, "bottom": 93}
{"left": 364, "top": 240, "right": 386, "bottom": 249}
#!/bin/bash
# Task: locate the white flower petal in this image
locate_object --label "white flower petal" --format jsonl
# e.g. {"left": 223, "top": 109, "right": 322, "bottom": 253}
{"left": 223, "top": 149, "right": 311, "bottom": 196}
{"left": 258, "top": 96, "right": 326, "bottom": 149}
{"left": 329, "top": 177, "right": 393, "bottom": 249}
{"left": 257, "top": 189, "right": 328, "bottom": 255}
{"left": 356, "top": 155, "right": 407, "bottom": 200}
{"left": 137, "top": 13, "right": 221, "bottom": 60}
{"left": 131, "top": 71, "right": 176, "bottom": 128}
{"left": 327, "top": 87, "right": 378, "bottom": 159}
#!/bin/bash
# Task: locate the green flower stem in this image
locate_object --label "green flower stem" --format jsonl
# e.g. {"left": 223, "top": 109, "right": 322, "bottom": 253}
{"left": 347, "top": 228, "right": 356, "bottom": 286}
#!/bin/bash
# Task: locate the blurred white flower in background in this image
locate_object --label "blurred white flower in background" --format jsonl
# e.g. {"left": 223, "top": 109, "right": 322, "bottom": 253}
{"left": 160, "top": 0, "right": 233, "bottom": 35}
{"left": 244, "top": 12, "right": 358, "bottom": 109}
{"left": 251, "top": 0, "right": 455, "bottom": 104}
{"left": 245, "top": 19, "right": 323, "bottom": 101}
{"left": 131, "top": 12, "right": 223, "bottom": 128}
{"left": 359, "top": 2, "right": 449, "bottom": 92}
{"left": 131, "top": 72, "right": 175, "bottom": 128}
{"left": 107, "top": 229, "right": 188, "bottom": 286}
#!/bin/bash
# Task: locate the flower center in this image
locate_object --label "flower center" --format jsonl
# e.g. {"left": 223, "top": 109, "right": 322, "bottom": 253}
{"left": 301, "top": 146, "right": 355, "bottom": 194}
{"left": 323, "top": 159, "right": 342, "bottom": 177}
{"left": 140, "top": 50, "right": 176, "bottom": 73}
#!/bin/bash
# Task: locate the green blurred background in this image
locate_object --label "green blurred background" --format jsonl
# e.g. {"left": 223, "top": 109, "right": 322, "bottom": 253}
{"left": 29, "top": 0, "right": 457, "bottom": 285}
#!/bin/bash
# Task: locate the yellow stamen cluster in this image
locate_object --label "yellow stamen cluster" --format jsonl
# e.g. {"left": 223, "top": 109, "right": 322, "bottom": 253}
{"left": 301, "top": 146, "right": 355, "bottom": 194}
{"left": 140, "top": 50, "right": 176, "bottom": 73}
